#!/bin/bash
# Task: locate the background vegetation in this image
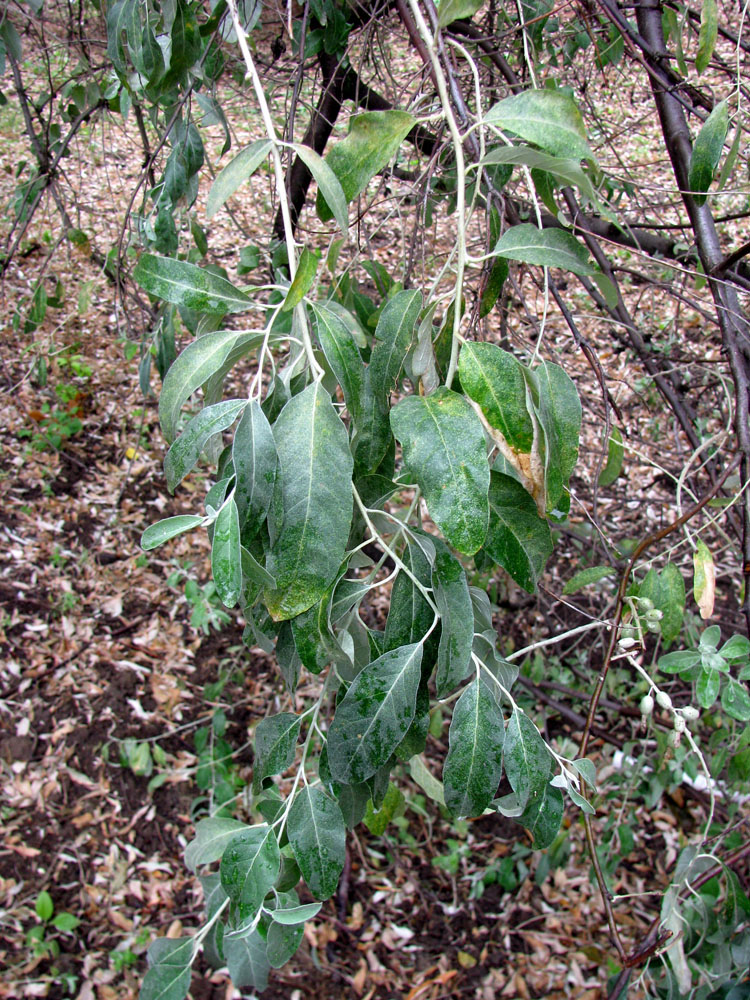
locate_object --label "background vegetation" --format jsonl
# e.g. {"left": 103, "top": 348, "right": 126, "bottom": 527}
{"left": 1, "top": 0, "right": 749, "bottom": 997}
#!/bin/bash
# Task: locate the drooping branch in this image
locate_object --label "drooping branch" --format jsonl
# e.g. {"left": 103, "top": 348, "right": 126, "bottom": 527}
{"left": 635, "top": 0, "right": 750, "bottom": 633}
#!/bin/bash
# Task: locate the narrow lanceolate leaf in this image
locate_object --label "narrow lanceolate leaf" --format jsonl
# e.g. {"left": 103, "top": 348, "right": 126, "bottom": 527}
{"left": 485, "top": 89, "right": 595, "bottom": 162}
{"left": 354, "top": 288, "right": 423, "bottom": 473}
{"left": 481, "top": 146, "right": 599, "bottom": 205}
{"left": 141, "top": 514, "right": 204, "bottom": 551}
{"left": 184, "top": 817, "right": 251, "bottom": 871}
{"left": 212, "top": 498, "right": 242, "bottom": 608}
{"left": 562, "top": 564, "right": 617, "bottom": 595}
{"left": 160, "top": 330, "right": 263, "bottom": 443}
{"left": 223, "top": 931, "right": 270, "bottom": 993}
{"left": 504, "top": 709, "right": 552, "bottom": 811}
{"left": 518, "top": 781, "right": 564, "bottom": 849}
{"left": 133, "top": 255, "right": 251, "bottom": 315}
{"left": 232, "top": 400, "right": 277, "bottom": 540}
{"left": 458, "top": 342, "right": 534, "bottom": 453}
{"left": 353, "top": 370, "right": 391, "bottom": 475}
{"left": 164, "top": 399, "right": 246, "bottom": 492}
{"left": 241, "top": 545, "right": 275, "bottom": 590}
{"left": 391, "top": 388, "right": 489, "bottom": 556}
{"left": 530, "top": 361, "right": 582, "bottom": 516}
{"left": 494, "top": 224, "right": 595, "bottom": 276}
{"left": 436, "top": 0, "right": 483, "bottom": 28}
{"left": 480, "top": 258, "right": 509, "bottom": 319}
{"left": 384, "top": 541, "right": 434, "bottom": 653}
{"left": 370, "top": 288, "right": 423, "bottom": 398}
{"left": 206, "top": 139, "right": 272, "bottom": 218}
{"left": 443, "top": 676, "right": 504, "bottom": 818}
{"left": 310, "top": 301, "right": 365, "bottom": 424}
{"left": 316, "top": 111, "right": 416, "bottom": 222}
{"left": 292, "top": 143, "right": 349, "bottom": 234}
{"left": 328, "top": 642, "right": 423, "bottom": 784}
{"left": 287, "top": 786, "right": 346, "bottom": 900}
{"left": 659, "top": 562, "right": 686, "bottom": 643}
{"left": 220, "top": 825, "right": 280, "bottom": 916}
{"left": 291, "top": 591, "right": 343, "bottom": 674}
{"left": 265, "top": 383, "right": 354, "bottom": 620}
{"left": 695, "top": 0, "right": 717, "bottom": 74}
{"left": 432, "top": 538, "right": 473, "bottom": 697}
{"left": 141, "top": 937, "right": 194, "bottom": 1000}
{"left": 253, "top": 712, "right": 301, "bottom": 791}
{"left": 598, "top": 426, "right": 624, "bottom": 486}
{"left": 688, "top": 100, "right": 728, "bottom": 205}
{"left": 409, "top": 755, "right": 446, "bottom": 807}
{"left": 271, "top": 902, "right": 323, "bottom": 925}
{"left": 282, "top": 248, "right": 319, "bottom": 312}
{"left": 485, "top": 472, "right": 553, "bottom": 593}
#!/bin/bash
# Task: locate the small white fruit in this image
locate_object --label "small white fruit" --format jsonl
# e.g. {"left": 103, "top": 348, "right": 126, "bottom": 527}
{"left": 639, "top": 694, "right": 655, "bottom": 717}
{"left": 656, "top": 690, "right": 673, "bottom": 710}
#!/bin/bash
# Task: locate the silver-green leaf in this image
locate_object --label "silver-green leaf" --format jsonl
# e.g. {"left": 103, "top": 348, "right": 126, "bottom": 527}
{"left": 458, "top": 341, "right": 534, "bottom": 453}
{"left": 504, "top": 709, "right": 552, "bottom": 811}
{"left": 184, "top": 817, "right": 251, "bottom": 872}
{"left": 328, "top": 642, "right": 423, "bottom": 784}
{"left": 133, "top": 254, "right": 251, "bottom": 315}
{"left": 316, "top": 111, "right": 416, "bottom": 222}
{"left": 486, "top": 89, "right": 594, "bottom": 162}
{"left": 211, "top": 497, "right": 242, "bottom": 608}
{"left": 390, "top": 388, "right": 490, "bottom": 556}
{"left": 287, "top": 785, "right": 346, "bottom": 900}
{"left": 517, "top": 781, "right": 564, "bottom": 848}
{"left": 529, "top": 360, "right": 582, "bottom": 516}
{"left": 141, "top": 937, "right": 194, "bottom": 1000}
{"left": 688, "top": 100, "right": 728, "bottom": 206}
{"left": 159, "top": 330, "right": 263, "bottom": 443}
{"left": 292, "top": 142, "right": 350, "bottom": 234}
{"left": 432, "top": 538, "right": 474, "bottom": 697}
{"left": 232, "top": 400, "right": 277, "bottom": 540}
{"left": 224, "top": 930, "right": 270, "bottom": 993}
{"left": 253, "top": 712, "right": 301, "bottom": 791}
{"left": 494, "top": 224, "right": 595, "bottom": 276}
{"left": 206, "top": 139, "right": 272, "bottom": 219}
{"left": 443, "top": 676, "right": 504, "bottom": 818}
{"left": 265, "top": 382, "right": 354, "bottom": 620}
{"left": 485, "top": 472, "right": 553, "bottom": 593}
{"left": 141, "top": 514, "right": 204, "bottom": 551}
{"left": 220, "top": 825, "right": 280, "bottom": 917}
{"left": 310, "top": 301, "right": 365, "bottom": 424}
{"left": 164, "top": 399, "right": 246, "bottom": 492}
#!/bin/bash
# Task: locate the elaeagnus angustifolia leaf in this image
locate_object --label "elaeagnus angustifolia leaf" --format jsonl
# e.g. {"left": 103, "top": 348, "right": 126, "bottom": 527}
{"left": 316, "top": 111, "right": 416, "bottom": 221}
{"left": 443, "top": 675, "right": 504, "bottom": 818}
{"left": 390, "top": 388, "right": 489, "bottom": 555}
{"left": 287, "top": 786, "right": 346, "bottom": 900}
{"left": 484, "top": 472, "right": 553, "bottom": 593}
{"left": 328, "top": 642, "right": 423, "bottom": 784}
{"left": 265, "top": 383, "right": 353, "bottom": 620}
{"left": 485, "top": 89, "right": 594, "bottom": 162}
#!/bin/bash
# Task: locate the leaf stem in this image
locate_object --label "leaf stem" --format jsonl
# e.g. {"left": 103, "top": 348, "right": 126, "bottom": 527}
{"left": 352, "top": 484, "right": 438, "bottom": 613}
{"left": 225, "top": 0, "right": 323, "bottom": 381}
{"left": 405, "top": 0, "right": 466, "bottom": 389}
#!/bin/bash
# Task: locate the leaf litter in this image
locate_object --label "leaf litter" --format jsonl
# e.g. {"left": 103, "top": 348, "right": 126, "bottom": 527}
{"left": 1, "top": 35, "right": 746, "bottom": 1000}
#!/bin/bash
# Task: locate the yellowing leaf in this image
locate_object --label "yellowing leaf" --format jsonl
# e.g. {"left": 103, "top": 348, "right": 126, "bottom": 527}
{"left": 693, "top": 539, "right": 715, "bottom": 620}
